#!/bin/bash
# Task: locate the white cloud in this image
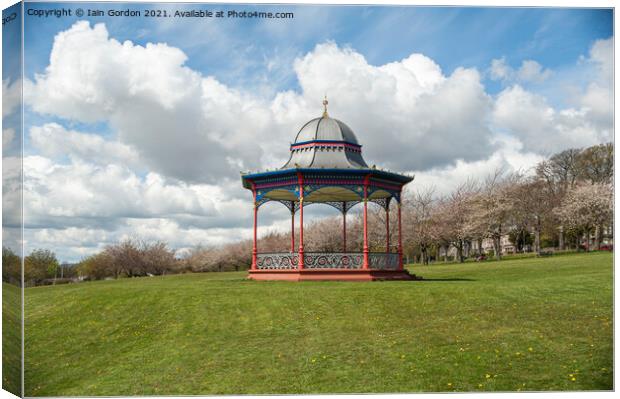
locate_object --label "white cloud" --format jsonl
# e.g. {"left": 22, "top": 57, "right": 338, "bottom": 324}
{"left": 22, "top": 154, "right": 233, "bottom": 224}
{"left": 489, "top": 57, "right": 552, "bottom": 83}
{"left": 492, "top": 85, "right": 608, "bottom": 153}
{"left": 588, "top": 38, "right": 612, "bottom": 81}
{"left": 2, "top": 128, "right": 15, "bottom": 149}
{"left": 517, "top": 60, "right": 552, "bottom": 83}
{"left": 274, "top": 42, "right": 495, "bottom": 170}
{"left": 2, "top": 79, "right": 21, "bottom": 118}
{"left": 579, "top": 38, "right": 613, "bottom": 130}
{"left": 30, "top": 123, "right": 140, "bottom": 167}
{"left": 412, "top": 136, "right": 545, "bottom": 196}
{"left": 25, "top": 21, "right": 273, "bottom": 183}
{"left": 491, "top": 38, "right": 613, "bottom": 154}
{"left": 26, "top": 220, "right": 255, "bottom": 262}
{"left": 489, "top": 57, "right": 511, "bottom": 81}
{"left": 2, "top": 155, "right": 22, "bottom": 228}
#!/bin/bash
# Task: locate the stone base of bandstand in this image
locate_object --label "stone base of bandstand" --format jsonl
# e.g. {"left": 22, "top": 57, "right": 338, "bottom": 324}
{"left": 248, "top": 268, "right": 421, "bottom": 281}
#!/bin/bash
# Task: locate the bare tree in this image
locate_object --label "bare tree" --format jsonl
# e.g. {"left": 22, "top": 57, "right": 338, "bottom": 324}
{"left": 509, "top": 177, "right": 556, "bottom": 255}
{"left": 142, "top": 241, "right": 177, "bottom": 275}
{"left": 577, "top": 143, "right": 613, "bottom": 184}
{"left": 77, "top": 252, "right": 115, "bottom": 280}
{"left": 536, "top": 148, "right": 582, "bottom": 191}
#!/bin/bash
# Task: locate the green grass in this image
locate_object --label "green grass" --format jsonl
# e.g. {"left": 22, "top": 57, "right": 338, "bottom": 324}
{"left": 2, "top": 282, "right": 22, "bottom": 396}
{"left": 23, "top": 252, "right": 612, "bottom": 395}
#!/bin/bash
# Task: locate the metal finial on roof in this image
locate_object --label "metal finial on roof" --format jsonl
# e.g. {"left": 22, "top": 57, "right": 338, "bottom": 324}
{"left": 322, "top": 95, "right": 329, "bottom": 118}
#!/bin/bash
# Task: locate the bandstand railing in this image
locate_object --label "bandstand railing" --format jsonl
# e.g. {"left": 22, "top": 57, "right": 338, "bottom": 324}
{"left": 369, "top": 253, "right": 400, "bottom": 270}
{"left": 256, "top": 252, "right": 400, "bottom": 270}
{"left": 304, "top": 253, "right": 363, "bottom": 269}
{"left": 256, "top": 253, "right": 299, "bottom": 269}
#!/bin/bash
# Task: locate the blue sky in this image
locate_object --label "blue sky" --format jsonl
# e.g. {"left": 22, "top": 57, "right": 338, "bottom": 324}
{"left": 3, "top": 2, "right": 614, "bottom": 261}
{"left": 23, "top": 3, "right": 612, "bottom": 95}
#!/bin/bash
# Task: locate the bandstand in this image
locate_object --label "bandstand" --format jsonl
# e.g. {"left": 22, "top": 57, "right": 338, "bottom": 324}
{"left": 241, "top": 99, "right": 417, "bottom": 281}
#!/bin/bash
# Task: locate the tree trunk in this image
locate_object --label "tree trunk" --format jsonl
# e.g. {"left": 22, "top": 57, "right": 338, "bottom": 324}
{"left": 534, "top": 216, "right": 541, "bottom": 255}
{"left": 494, "top": 237, "right": 501, "bottom": 261}
{"left": 594, "top": 225, "right": 601, "bottom": 250}
{"left": 443, "top": 245, "right": 448, "bottom": 262}
{"left": 477, "top": 238, "right": 483, "bottom": 256}
{"left": 558, "top": 226, "right": 564, "bottom": 250}
{"left": 496, "top": 224, "right": 503, "bottom": 261}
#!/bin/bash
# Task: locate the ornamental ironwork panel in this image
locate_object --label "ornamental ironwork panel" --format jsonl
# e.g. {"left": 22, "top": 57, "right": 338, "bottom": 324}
{"left": 369, "top": 253, "right": 400, "bottom": 270}
{"left": 303, "top": 252, "right": 363, "bottom": 269}
{"left": 257, "top": 253, "right": 299, "bottom": 269}
{"left": 257, "top": 252, "right": 399, "bottom": 270}
{"left": 370, "top": 197, "right": 391, "bottom": 210}
{"left": 256, "top": 197, "right": 271, "bottom": 208}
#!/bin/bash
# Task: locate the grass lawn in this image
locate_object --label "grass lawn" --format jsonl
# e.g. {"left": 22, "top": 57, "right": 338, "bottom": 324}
{"left": 22, "top": 252, "right": 612, "bottom": 395}
{"left": 2, "top": 282, "right": 21, "bottom": 396}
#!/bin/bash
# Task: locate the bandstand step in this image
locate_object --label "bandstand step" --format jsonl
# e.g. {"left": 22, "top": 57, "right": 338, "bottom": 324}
{"left": 248, "top": 269, "right": 421, "bottom": 282}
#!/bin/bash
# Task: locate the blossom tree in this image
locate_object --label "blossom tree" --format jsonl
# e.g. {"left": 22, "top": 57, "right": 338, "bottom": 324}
{"left": 554, "top": 183, "right": 613, "bottom": 250}
{"left": 434, "top": 181, "right": 478, "bottom": 263}
{"left": 468, "top": 170, "right": 516, "bottom": 261}
{"left": 402, "top": 187, "right": 437, "bottom": 264}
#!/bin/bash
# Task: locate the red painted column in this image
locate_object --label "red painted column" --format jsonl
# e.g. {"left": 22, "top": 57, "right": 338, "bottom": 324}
{"left": 386, "top": 205, "right": 390, "bottom": 253}
{"left": 297, "top": 172, "right": 305, "bottom": 269}
{"left": 363, "top": 175, "right": 370, "bottom": 269}
{"left": 251, "top": 184, "right": 258, "bottom": 270}
{"left": 398, "top": 196, "right": 403, "bottom": 270}
{"left": 290, "top": 208, "right": 295, "bottom": 253}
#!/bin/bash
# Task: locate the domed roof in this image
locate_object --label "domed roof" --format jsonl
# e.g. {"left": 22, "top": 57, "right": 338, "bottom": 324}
{"left": 281, "top": 100, "right": 368, "bottom": 170}
{"left": 241, "top": 98, "right": 415, "bottom": 201}
{"left": 293, "top": 116, "right": 359, "bottom": 144}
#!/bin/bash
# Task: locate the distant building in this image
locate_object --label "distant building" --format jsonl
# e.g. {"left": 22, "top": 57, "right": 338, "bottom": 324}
{"left": 438, "top": 225, "right": 613, "bottom": 260}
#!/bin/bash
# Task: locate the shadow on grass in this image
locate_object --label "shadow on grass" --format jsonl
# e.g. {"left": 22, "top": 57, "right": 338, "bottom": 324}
{"left": 418, "top": 278, "right": 476, "bottom": 282}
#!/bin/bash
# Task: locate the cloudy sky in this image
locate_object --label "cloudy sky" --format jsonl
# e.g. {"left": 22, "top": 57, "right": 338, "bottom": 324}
{"left": 2, "top": 2, "right": 613, "bottom": 261}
